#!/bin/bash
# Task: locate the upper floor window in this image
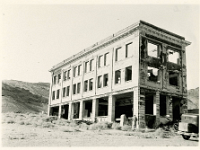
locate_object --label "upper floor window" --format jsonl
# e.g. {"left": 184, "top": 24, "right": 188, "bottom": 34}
{"left": 53, "top": 76, "right": 57, "bottom": 85}
{"left": 169, "top": 71, "right": 179, "bottom": 86}
{"left": 103, "top": 74, "right": 108, "bottom": 87}
{"left": 98, "top": 55, "right": 103, "bottom": 67}
{"left": 66, "top": 86, "right": 70, "bottom": 96}
{"left": 63, "top": 71, "right": 67, "bottom": 81}
{"left": 58, "top": 74, "right": 61, "bottom": 84}
{"left": 73, "top": 84, "right": 76, "bottom": 95}
{"left": 78, "top": 65, "right": 82, "bottom": 76}
{"left": 115, "top": 70, "right": 121, "bottom": 84}
{"left": 56, "top": 89, "right": 60, "bottom": 99}
{"left": 115, "top": 47, "right": 122, "bottom": 61}
{"left": 77, "top": 83, "right": 81, "bottom": 94}
{"left": 73, "top": 66, "right": 77, "bottom": 77}
{"left": 67, "top": 69, "right": 71, "bottom": 79}
{"left": 125, "top": 42, "right": 133, "bottom": 58}
{"left": 98, "top": 75, "right": 102, "bottom": 88}
{"left": 148, "top": 42, "right": 158, "bottom": 58}
{"left": 85, "top": 61, "right": 89, "bottom": 73}
{"left": 125, "top": 66, "right": 132, "bottom": 81}
{"left": 89, "top": 78, "right": 93, "bottom": 91}
{"left": 104, "top": 53, "right": 109, "bottom": 66}
{"left": 90, "top": 59, "right": 94, "bottom": 71}
{"left": 167, "top": 49, "right": 180, "bottom": 64}
{"left": 84, "top": 80, "right": 88, "bottom": 92}
{"left": 52, "top": 91, "right": 55, "bottom": 100}
{"left": 147, "top": 66, "right": 159, "bottom": 82}
{"left": 63, "top": 87, "right": 66, "bottom": 97}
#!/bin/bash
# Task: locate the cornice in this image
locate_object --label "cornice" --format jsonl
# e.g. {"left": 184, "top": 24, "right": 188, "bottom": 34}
{"left": 139, "top": 24, "right": 191, "bottom": 47}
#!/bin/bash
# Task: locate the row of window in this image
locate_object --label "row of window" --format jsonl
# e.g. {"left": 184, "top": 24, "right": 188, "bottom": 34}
{"left": 115, "top": 42, "right": 133, "bottom": 61}
{"left": 147, "top": 66, "right": 179, "bottom": 86}
{"left": 52, "top": 89, "right": 60, "bottom": 100}
{"left": 147, "top": 42, "right": 180, "bottom": 64}
{"left": 53, "top": 43, "right": 134, "bottom": 85}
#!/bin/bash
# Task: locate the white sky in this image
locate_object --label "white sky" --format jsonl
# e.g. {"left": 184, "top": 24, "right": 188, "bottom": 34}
{"left": 0, "top": 1, "right": 199, "bottom": 90}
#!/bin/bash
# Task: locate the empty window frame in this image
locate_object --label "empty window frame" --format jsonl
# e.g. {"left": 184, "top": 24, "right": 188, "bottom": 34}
{"left": 78, "top": 65, "right": 82, "bottom": 76}
{"left": 169, "top": 71, "right": 179, "bottom": 86}
{"left": 115, "top": 70, "right": 121, "bottom": 84}
{"left": 125, "top": 66, "right": 132, "bottom": 81}
{"left": 147, "top": 66, "right": 159, "bottom": 82}
{"left": 67, "top": 69, "right": 71, "bottom": 79}
{"left": 98, "top": 75, "right": 102, "bottom": 88}
{"left": 63, "top": 71, "right": 67, "bottom": 81}
{"left": 104, "top": 53, "right": 109, "bottom": 66}
{"left": 84, "top": 80, "right": 88, "bottom": 92}
{"left": 167, "top": 49, "right": 180, "bottom": 64}
{"left": 52, "top": 91, "right": 55, "bottom": 100}
{"left": 125, "top": 42, "right": 133, "bottom": 58}
{"left": 103, "top": 74, "right": 108, "bottom": 87}
{"left": 63, "top": 87, "right": 66, "bottom": 97}
{"left": 98, "top": 55, "right": 103, "bottom": 67}
{"left": 89, "top": 78, "right": 93, "bottom": 91}
{"left": 58, "top": 74, "right": 61, "bottom": 83}
{"left": 115, "top": 47, "right": 122, "bottom": 61}
{"left": 90, "top": 59, "right": 94, "bottom": 71}
{"left": 73, "top": 84, "right": 76, "bottom": 95}
{"left": 66, "top": 86, "right": 70, "bottom": 96}
{"left": 77, "top": 83, "right": 81, "bottom": 94}
{"left": 73, "top": 66, "right": 77, "bottom": 77}
{"left": 85, "top": 61, "right": 89, "bottom": 73}
{"left": 53, "top": 76, "right": 57, "bottom": 84}
{"left": 56, "top": 89, "right": 60, "bottom": 99}
{"left": 147, "top": 42, "right": 158, "bottom": 58}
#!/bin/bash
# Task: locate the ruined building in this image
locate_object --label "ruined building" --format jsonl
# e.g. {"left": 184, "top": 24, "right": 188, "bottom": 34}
{"left": 48, "top": 20, "right": 191, "bottom": 128}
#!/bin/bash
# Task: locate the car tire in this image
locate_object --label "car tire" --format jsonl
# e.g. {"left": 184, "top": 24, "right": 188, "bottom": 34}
{"left": 182, "top": 135, "right": 190, "bottom": 140}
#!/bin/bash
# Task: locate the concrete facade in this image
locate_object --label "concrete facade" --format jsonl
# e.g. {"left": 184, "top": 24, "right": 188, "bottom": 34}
{"left": 48, "top": 20, "right": 190, "bottom": 128}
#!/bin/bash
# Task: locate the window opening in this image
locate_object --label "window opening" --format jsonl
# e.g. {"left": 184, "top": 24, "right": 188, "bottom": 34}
{"left": 125, "top": 66, "right": 132, "bottom": 81}
{"left": 115, "top": 70, "right": 121, "bottom": 84}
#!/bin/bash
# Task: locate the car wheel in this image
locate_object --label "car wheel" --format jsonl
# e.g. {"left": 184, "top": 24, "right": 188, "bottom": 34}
{"left": 182, "top": 135, "right": 190, "bottom": 140}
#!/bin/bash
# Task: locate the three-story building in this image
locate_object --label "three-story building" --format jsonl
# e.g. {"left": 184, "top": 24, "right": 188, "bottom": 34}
{"left": 48, "top": 20, "right": 191, "bottom": 128}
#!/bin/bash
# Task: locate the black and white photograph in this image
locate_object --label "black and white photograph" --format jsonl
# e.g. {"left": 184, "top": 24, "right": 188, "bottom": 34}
{"left": 1, "top": 0, "right": 199, "bottom": 147}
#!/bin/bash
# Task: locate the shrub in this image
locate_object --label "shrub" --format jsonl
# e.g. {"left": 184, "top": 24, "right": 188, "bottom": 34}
{"left": 7, "top": 119, "right": 15, "bottom": 124}
{"left": 42, "top": 122, "right": 54, "bottom": 128}
{"left": 154, "top": 128, "right": 172, "bottom": 138}
{"left": 112, "top": 122, "right": 121, "bottom": 130}
{"left": 42, "top": 116, "right": 58, "bottom": 122}
{"left": 79, "top": 123, "right": 89, "bottom": 130}
{"left": 121, "top": 125, "right": 131, "bottom": 131}
{"left": 19, "top": 121, "right": 25, "bottom": 125}
{"left": 25, "top": 122, "right": 32, "bottom": 125}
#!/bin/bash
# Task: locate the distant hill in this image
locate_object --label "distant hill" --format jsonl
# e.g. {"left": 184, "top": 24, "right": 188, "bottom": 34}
{"left": 2, "top": 80, "right": 50, "bottom": 113}
{"left": 187, "top": 87, "right": 199, "bottom": 110}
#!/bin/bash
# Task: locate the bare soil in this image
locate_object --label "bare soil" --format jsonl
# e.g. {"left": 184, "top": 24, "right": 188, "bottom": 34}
{"left": 2, "top": 123, "right": 198, "bottom": 147}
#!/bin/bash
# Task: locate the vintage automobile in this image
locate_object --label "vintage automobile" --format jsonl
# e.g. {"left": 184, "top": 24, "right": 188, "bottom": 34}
{"left": 177, "top": 113, "right": 199, "bottom": 140}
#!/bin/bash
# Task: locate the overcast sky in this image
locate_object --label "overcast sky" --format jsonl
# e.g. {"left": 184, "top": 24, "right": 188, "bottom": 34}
{"left": 0, "top": 2, "right": 199, "bottom": 89}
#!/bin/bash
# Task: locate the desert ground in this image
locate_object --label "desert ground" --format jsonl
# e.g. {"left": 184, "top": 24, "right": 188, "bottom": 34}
{"left": 2, "top": 113, "right": 199, "bottom": 147}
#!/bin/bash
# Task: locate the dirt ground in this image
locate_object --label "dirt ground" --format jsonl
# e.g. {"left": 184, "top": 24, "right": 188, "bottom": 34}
{"left": 2, "top": 123, "right": 198, "bottom": 147}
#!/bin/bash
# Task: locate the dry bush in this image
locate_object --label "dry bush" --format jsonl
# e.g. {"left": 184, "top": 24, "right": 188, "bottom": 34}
{"left": 79, "top": 123, "right": 89, "bottom": 130}
{"left": 42, "top": 122, "right": 54, "bottom": 128}
{"left": 121, "top": 125, "right": 132, "bottom": 131}
{"left": 88, "top": 122, "right": 110, "bottom": 130}
{"left": 7, "top": 119, "right": 15, "bottom": 124}
{"left": 19, "top": 121, "right": 25, "bottom": 125}
{"left": 111, "top": 122, "right": 121, "bottom": 130}
{"left": 154, "top": 128, "right": 174, "bottom": 138}
{"left": 69, "top": 122, "right": 79, "bottom": 128}
{"left": 42, "top": 116, "right": 58, "bottom": 122}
